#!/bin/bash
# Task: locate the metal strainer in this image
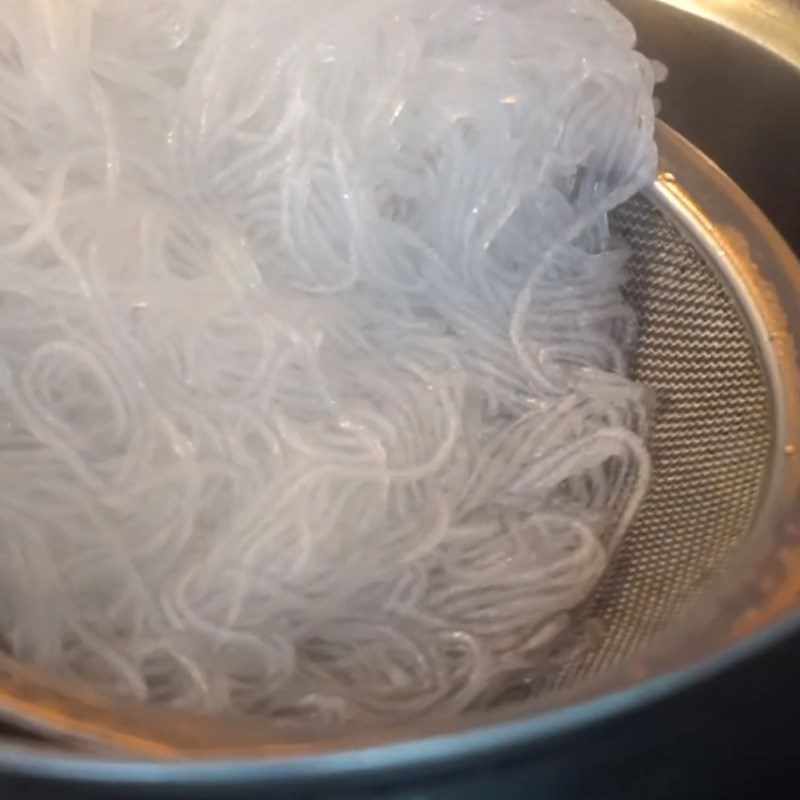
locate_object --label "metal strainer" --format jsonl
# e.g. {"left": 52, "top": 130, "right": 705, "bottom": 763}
{"left": 0, "top": 123, "right": 798, "bottom": 765}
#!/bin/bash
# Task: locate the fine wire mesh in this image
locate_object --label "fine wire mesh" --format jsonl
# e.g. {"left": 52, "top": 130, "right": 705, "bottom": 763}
{"left": 547, "top": 193, "right": 773, "bottom": 690}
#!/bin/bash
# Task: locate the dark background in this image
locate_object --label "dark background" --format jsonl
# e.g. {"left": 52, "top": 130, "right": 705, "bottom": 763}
{"left": 613, "top": 0, "right": 800, "bottom": 254}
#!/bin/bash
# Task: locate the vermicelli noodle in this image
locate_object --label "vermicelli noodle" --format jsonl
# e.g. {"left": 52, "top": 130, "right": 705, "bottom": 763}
{"left": 0, "top": 0, "right": 658, "bottom": 725}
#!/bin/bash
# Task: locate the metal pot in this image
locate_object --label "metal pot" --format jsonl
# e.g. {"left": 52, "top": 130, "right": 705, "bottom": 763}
{"left": 1, "top": 2, "right": 799, "bottom": 797}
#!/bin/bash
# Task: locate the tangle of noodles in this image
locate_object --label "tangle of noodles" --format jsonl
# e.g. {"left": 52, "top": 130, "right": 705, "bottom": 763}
{"left": 0, "top": 0, "right": 658, "bottom": 725}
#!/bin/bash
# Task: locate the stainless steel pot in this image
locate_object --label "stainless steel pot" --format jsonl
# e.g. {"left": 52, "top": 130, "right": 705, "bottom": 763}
{"left": 614, "top": 0, "right": 800, "bottom": 254}
{"left": 1, "top": 2, "right": 799, "bottom": 797}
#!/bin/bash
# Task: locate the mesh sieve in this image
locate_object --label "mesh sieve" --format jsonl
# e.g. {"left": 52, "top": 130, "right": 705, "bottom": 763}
{"left": 482, "top": 186, "right": 777, "bottom": 707}
{"left": 0, "top": 123, "right": 797, "bottom": 758}
{"left": 561, "top": 193, "right": 773, "bottom": 680}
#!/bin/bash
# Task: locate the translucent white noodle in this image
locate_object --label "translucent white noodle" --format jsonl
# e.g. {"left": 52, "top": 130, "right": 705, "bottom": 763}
{"left": 0, "top": 0, "right": 658, "bottom": 726}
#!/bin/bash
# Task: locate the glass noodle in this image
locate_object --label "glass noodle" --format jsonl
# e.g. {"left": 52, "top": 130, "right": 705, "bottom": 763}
{"left": 0, "top": 0, "right": 657, "bottom": 725}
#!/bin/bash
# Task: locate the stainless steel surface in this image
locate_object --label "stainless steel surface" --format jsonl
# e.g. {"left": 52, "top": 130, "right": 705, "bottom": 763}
{"left": 0, "top": 0, "right": 798, "bottom": 777}
{"left": 611, "top": 0, "right": 800, "bottom": 255}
